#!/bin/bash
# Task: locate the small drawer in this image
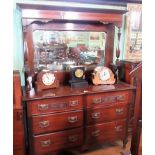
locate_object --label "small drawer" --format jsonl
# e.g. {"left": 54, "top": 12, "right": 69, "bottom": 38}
{"left": 31, "top": 110, "right": 83, "bottom": 134}
{"left": 85, "top": 119, "right": 127, "bottom": 145}
{"left": 27, "top": 96, "right": 83, "bottom": 116}
{"left": 86, "top": 104, "right": 129, "bottom": 125}
{"left": 33, "top": 128, "right": 83, "bottom": 154}
{"left": 86, "top": 91, "right": 131, "bottom": 108}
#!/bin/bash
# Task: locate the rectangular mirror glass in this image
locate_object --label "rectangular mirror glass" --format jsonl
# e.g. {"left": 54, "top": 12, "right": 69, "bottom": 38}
{"left": 33, "top": 30, "right": 106, "bottom": 71}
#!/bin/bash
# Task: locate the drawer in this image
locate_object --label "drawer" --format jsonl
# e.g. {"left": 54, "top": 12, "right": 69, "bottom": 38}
{"left": 33, "top": 127, "right": 83, "bottom": 155}
{"left": 86, "top": 91, "right": 131, "bottom": 108}
{"left": 27, "top": 96, "right": 83, "bottom": 116}
{"left": 85, "top": 119, "right": 127, "bottom": 145}
{"left": 31, "top": 110, "right": 83, "bottom": 134}
{"left": 86, "top": 104, "right": 129, "bottom": 125}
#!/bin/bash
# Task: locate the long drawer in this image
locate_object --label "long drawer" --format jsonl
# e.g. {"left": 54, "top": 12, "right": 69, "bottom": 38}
{"left": 31, "top": 110, "right": 83, "bottom": 134}
{"left": 33, "top": 127, "right": 83, "bottom": 155}
{"left": 27, "top": 96, "right": 83, "bottom": 116}
{"left": 85, "top": 119, "right": 127, "bottom": 145}
{"left": 86, "top": 91, "right": 131, "bottom": 108}
{"left": 86, "top": 103, "right": 129, "bottom": 125}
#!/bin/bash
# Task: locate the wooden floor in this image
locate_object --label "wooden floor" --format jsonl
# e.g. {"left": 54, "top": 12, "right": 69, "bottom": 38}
{"left": 82, "top": 136, "right": 142, "bottom": 155}
{"left": 82, "top": 137, "right": 131, "bottom": 155}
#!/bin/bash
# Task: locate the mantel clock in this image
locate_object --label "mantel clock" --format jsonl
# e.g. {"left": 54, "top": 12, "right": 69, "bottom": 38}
{"left": 35, "top": 70, "right": 59, "bottom": 91}
{"left": 69, "top": 66, "right": 88, "bottom": 88}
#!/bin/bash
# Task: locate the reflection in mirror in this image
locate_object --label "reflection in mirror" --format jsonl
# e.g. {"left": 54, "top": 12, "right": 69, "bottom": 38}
{"left": 130, "top": 11, "right": 142, "bottom": 52}
{"left": 33, "top": 30, "right": 106, "bottom": 71}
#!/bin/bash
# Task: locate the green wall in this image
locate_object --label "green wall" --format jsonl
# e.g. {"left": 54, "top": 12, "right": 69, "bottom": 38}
{"left": 13, "top": 1, "right": 25, "bottom": 86}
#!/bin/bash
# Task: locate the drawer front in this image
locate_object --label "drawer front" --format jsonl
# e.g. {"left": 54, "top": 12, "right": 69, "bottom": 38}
{"left": 86, "top": 104, "right": 129, "bottom": 125}
{"left": 33, "top": 128, "right": 83, "bottom": 154}
{"left": 27, "top": 96, "right": 83, "bottom": 116}
{"left": 31, "top": 110, "right": 83, "bottom": 134}
{"left": 85, "top": 119, "right": 127, "bottom": 145}
{"left": 86, "top": 91, "right": 131, "bottom": 108}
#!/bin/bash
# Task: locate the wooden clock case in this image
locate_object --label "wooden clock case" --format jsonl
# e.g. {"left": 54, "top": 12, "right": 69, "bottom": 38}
{"left": 35, "top": 71, "right": 59, "bottom": 92}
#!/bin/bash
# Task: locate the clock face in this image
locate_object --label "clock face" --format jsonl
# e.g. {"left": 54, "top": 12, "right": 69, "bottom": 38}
{"left": 74, "top": 69, "right": 84, "bottom": 78}
{"left": 42, "top": 72, "right": 55, "bottom": 86}
{"left": 99, "top": 69, "right": 110, "bottom": 81}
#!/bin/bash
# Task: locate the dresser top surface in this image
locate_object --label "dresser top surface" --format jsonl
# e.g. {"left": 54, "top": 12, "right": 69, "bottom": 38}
{"left": 23, "top": 81, "right": 135, "bottom": 101}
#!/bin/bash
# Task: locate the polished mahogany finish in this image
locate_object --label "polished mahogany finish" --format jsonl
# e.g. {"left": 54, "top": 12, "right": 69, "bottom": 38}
{"left": 33, "top": 128, "right": 83, "bottom": 155}
{"left": 86, "top": 103, "right": 129, "bottom": 125}
{"left": 23, "top": 82, "right": 134, "bottom": 101}
{"left": 85, "top": 119, "right": 127, "bottom": 145}
{"left": 118, "top": 60, "right": 141, "bottom": 133}
{"left": 120, "top": 63, "right": 142, "bottom": 155}
{"left": 17, "top": 3, "right": 136, "bottom": 154}
{"left": 23, "top": 82, "right": 135, "bottom": 154}
{"left": 31, "top": 110, "right": 83, "bottom": 134}
{"left": 85, "top": 90, "right": 131, "bottom": 108}
{"left": 13, "top": 71, "right": 26, "bottom": 155}
{"left": 22, "top": 7, "right": 125, "bottom": 73}
{"left": 130, "top": 63, "right": 142, "bottom": 155}
{"left": 27, "top": 95, "right": 83, "bottom": 116}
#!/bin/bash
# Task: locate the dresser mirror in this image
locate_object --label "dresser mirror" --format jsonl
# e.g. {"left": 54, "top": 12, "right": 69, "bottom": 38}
{"left": 32, "top": 30, "right": 106, "bottom": 71}
{"left": 24, "top": 17, "right": 120, "bottom": 85}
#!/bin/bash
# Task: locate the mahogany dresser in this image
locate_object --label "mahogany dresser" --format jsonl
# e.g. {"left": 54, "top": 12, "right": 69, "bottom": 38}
{"left": 13, "top": 71, "right": 26, "bottom": 155}
{"left": 23, "top": 82, "right": 135, "bottom": 155}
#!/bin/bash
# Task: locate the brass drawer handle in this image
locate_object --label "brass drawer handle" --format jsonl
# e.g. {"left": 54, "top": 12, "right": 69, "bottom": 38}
{"left": 38, "top": 104, "right": 49, "bottom": 111}
{"left": 92, "top": 130, "right": 100, "bottom": 137}
{"left": 69, "top": 100, "right": 79, "bottom": 107}
{"left": 40, "top": 139, "right": 51, "bottom": 147}
{"left": 68, "top": 116, "right": 78, "bottom": 123}
{"left": 91, "top": 112, "right": 100, "bottom": 119}
{"left": 68, "top": 135, "right": 78, "bottom": 142}
{"left": 39, "top": 121, "right": 50, "bottom": 128}
{"left": 115, "top": 125, "right": 123, "bottom": 132}
{"left": 116, "top": 95, "right": 125, "bottom": 101}
{"left": 93, "top": 98, "right": 102, "bottom": 104}
{"left": 115, "top": 108, "right": 124, "bottom": 115}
